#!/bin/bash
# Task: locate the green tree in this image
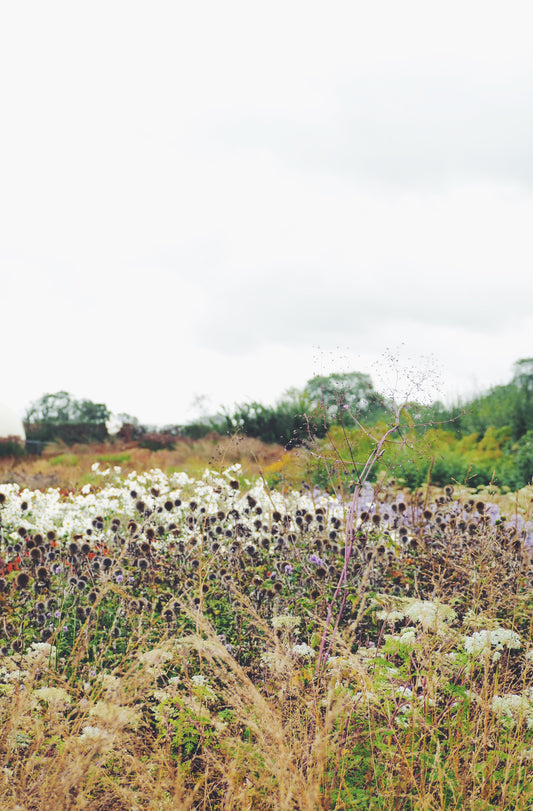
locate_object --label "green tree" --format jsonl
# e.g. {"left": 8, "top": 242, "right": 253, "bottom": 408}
{"left": 25, "top": 392, "right": 110, "bottom": 425}
{"left": 219, "top": 394, "right": 321, "bottom": 447}
{"left": 451, "top": 359, "right": 533, "bottom": 441}
{"left": 303, "top": 372, "right": 388, "bottom": 425}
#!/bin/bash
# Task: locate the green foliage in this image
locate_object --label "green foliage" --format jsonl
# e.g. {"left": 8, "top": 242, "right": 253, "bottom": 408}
{"left": 218, "top": 389, "right": 326, "bottom": 448}
{"left": 0, "top": 438, "right": 26, "bottom": 458}
{"left": 24, "top": 391, "right": 111, "bottom": 445}
{"left": 439, "top": 358, "right": 533, "bottom": 442}
{"left": 48, "top": 454, "right": 79, "bottom": 467}
{"left": 181, "top": 419, "right": 219, "bottom": 440}
{"left": 309, "top": 417, "right": 533, "bottom": 492}
{"left": 387, "top": 423, "right": 533, "bottom": 490}
{"left": 26, "top": 421, "right": 109, "bottom": 444}
{"left": 25, "top": 391, "right": 110, "bottom": 426}
{"left": 507, "top": 429, "right": 533, "bottom": 489}
{"left": 303, "top": 371, "right": 390, "bottom": 425}
{"left": 201, "top": 372, "right": 390, "bottom": 448}
{"left": 96, "top": 452, "right": 131, "bottom": 464}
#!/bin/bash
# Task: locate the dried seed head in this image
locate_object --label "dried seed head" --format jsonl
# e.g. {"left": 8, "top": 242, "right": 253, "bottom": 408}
{"left": 16, "top": 572, "right": 30, "bottom": 589}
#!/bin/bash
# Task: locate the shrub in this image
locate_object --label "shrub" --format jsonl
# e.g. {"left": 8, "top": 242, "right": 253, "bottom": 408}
{"left": 25, "top": 421, "right": 109, "bottom": 444}
{"left": 0, "top": 436, "right": 26, "bottom": 458}
{"left": 139, "top": 432, "right": 176, "bottom": 451}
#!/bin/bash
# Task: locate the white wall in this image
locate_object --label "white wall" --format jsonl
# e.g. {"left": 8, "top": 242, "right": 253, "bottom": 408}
{"left": 0, "top": 403, "right": 26, "bottom": 440}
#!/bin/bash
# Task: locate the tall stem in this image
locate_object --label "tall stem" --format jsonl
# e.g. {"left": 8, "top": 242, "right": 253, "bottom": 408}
{"left": 315, "top": 409, "right": 402, "bottom": 675}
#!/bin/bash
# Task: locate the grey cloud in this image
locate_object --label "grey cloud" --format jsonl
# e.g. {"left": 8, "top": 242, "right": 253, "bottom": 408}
{"left": 193, "top": 264, "right": 532, "bottom": 355}
{"left": 213, "top": 72, "right": 533, "bottom": 188}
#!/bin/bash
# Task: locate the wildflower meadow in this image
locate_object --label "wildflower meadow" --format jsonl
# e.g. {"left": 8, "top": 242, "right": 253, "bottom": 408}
{"left": 1, "top": 425, "right": 533, "bottom": 809}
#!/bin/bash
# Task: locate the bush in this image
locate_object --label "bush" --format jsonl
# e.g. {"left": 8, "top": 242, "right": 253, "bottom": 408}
{"left": 0, "top": 436, "right": 26, "bottom": 458}
{"left": 25, "top": 422, "right": 109, "bottom": 444}
{"left": 139, "top": 432, "right": 176, "bottom": 451}
{"left": 219, "top": 399, "right": 326, "bottom": 448}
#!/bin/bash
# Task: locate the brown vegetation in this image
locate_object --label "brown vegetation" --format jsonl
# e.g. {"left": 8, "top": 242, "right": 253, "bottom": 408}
{"left": 0, "top": 434, "right": 286, "bottom": 491}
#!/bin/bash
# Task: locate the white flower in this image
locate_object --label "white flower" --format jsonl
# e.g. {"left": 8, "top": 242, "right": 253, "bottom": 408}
{"left": 79, "top": 725, "right": 116, "bottom": 751}
{"left": 394, "top": 685, "right": 413, "bottom": 700}
{"left": 405, "top": 600, "right": 456, "bottom": 631}
{"left": 100, "top": 674, "right": 121, "bottom": 698}
{"left": 398, "top": 628, "right": 417, "bottom": 647}
{"left": 376, "top": 609, "right": 406, "bottom": 625}
{"left": 89, "top": 701, "right": 140, "bottom": 729}
{"left": 292, "top": 643, "right": 316, "bottom": 658}
{"left": 138, "top": 648, "right": 173, "bottom": 669}
{"left": 3, "top": 668, "right": 29, "bottom": 683}
{"left": 24, "top": 643, "right": 57, "bottom": 668}
{"left": 492, "top": 693, "right": 533, "bottom": 728}
{"left": 464, "top": 628, "right": 521, "bottom": 660}
{"left": 260, "top": 652, "right": 279, "bottom": 668}
{"left": 191, "top": 674, "right": 216, "bottom": 700}
{"left": 271, "top": 615, "right": 300, "bottom": 631}
{"left": 34, "top": 686, "right": 71, "bottom": 709}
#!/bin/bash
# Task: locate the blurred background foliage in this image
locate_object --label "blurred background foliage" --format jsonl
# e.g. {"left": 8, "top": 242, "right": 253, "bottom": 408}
{"left": 16, "top": 358, "right": 533, "bottom": 491}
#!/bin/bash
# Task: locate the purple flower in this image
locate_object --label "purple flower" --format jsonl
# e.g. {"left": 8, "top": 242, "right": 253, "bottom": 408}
{"left": 115, "top": 574, "right": 124, "bottom": 583}
{"left": 484, "top": 503, "right": 501, "bottom": 525}
{"left": 309, "top": 554, "right": 324, "bottom": 567}
{"left": 284, "top": 564, "right": 293, "bottom": 575}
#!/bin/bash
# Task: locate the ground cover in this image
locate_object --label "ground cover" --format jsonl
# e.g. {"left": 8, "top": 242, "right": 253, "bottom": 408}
{"left": 0, "top": 435, "right": 286, "bottom": 492}
{"left": 0, "top": 461, "right": 532, "bottom": 809}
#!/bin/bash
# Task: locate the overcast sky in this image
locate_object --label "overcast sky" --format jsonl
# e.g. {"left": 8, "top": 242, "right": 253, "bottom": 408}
{"left": 1, "top": 1, "right": 532, "bottom": 426}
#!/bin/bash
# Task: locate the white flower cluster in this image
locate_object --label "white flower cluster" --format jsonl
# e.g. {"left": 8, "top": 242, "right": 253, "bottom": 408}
{"left": 0, "top": 463, "right": 347, "bottom": 550}
{"left": 374, "top": 595, "right": 456, "bottom": 634}
{"left": 271, "top": 615, "right": 300, "bottom": 631}
{"left": 397, "top": 627, "right": 417, "bottom": 647}
{"left": 492, "top": 689, "right": 533, "bottom": 729}
{"left": 138, "top": 648, "right": 173, "bottom": 671}
{"left": 375, "top": 609, "right": 405, "bottom": 625}
{"left": 190, "top": 674, "right": 217, "bottom": 701}
{"left": 405, "top": 600, "right": 456, "bottom": 631}
{"left": 292, "top": 643, "right": 316, "bottom": 658}
{"left": 89, "top": 701, "right": 140, "bottom": 730}
{"left": 464, "top": 627, "right": 522, "bottom": 662}
{"left": 33, "top": 686, "right": 71, "bottom": 710}
{"left": 79, "top": 725, "right": 116, "bottom": 752}
{"left": 24, "top": 642, "right": 57, "bottom": 664}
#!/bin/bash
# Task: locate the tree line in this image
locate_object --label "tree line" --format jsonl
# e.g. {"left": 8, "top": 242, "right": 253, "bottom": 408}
{"left": 20, "top": 359, "right": 533, "bottom": 489}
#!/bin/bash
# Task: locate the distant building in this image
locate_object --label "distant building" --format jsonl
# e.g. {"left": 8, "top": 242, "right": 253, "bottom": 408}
{"left": 0, "top": 402, "right": 26, "bottom": 441}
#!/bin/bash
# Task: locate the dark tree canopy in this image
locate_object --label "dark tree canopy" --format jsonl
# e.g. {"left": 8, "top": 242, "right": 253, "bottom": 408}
{"left": 25, "top": 391, "right": 110, "bottom": 425}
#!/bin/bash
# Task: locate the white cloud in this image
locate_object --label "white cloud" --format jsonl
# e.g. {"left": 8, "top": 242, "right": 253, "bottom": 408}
{"left": 1, "top": 1, "right": 532, "bottom": 424}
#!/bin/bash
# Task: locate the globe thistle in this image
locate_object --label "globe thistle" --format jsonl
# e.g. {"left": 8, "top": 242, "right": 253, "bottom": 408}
{"left": 16, "top": 572, "right": 30, "bottom": 589}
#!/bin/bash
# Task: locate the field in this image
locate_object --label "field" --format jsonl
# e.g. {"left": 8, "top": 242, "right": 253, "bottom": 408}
{"left": 0, "top": 436, "right": 533, "bottom": 809}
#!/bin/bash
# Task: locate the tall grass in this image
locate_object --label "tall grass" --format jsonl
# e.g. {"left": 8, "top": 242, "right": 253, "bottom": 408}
{"left": 0, "top": 416, "right": 532, "bottom": 809}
